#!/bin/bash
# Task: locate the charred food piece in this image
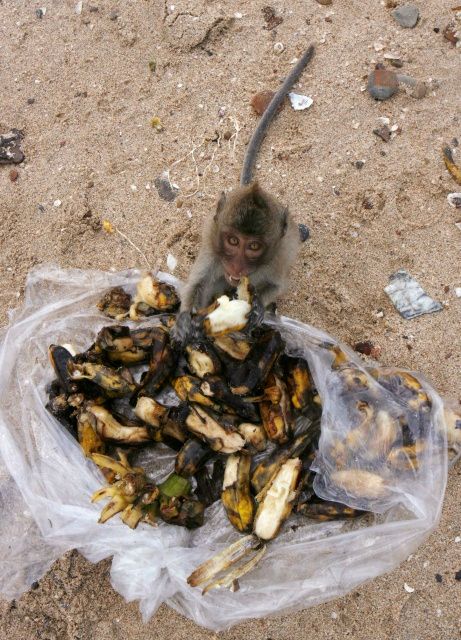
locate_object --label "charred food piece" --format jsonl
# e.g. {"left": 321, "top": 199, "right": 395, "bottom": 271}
{"left": 230, "top": 328, "right": 284, "bottom": 396}
{"left": 185, "top": 341, "right": 222, "bottom": 378}
{"left": 172, "top": 375, "right": 221, "bottom": 410}
{"left": 184, "top": 404, "right": 245, "bottom": 454}
{"left": 129, "top": 275, "right": 179, "bottom": 319}
{"left": 284, "top": 356, "right": 314, "bottom": 412}
{"left": 212, "top": 333, "right": 252, "bottom": 361}
{"left": 221, "top": 453, "right": 255, "bottom": 533}
{"left": 49, "top": 345, "right": 76, "bottom": 392}
{"left": 253, "top": 457, "right": 302, "bottom": 540}
{"left": 175, "top": 438, "right": 212, "bottom": 477}
{"left": 238, "top": 422, "right": 267, "bottom": 452}
{"left": 251, "top": 432, "right": 313, "bottom": 495}
{"left": 260, "top": 373, "right": 292, "bottom": 444}
{"left": 297, "top": 499, "right": 364, "bottom": 521}
{"left": 203, "top": 279, "right": 253, "bottom": 336}
{"left": 200, "top": 375, "right": 260, "bottom": 422}
{"left": 67, "top": 361, "right": 137, "bottom": 398}
{"left": 95, "top": 325, "right": 154, "bottom": 366}
{"left": 194, "top": 459, "right": 225, "bottom": 506}
{"left": 81, "top": 403, "right": 154, "bottom": 445}
{"left": 97, "top": 286, "right": 132, "bottom": 319}
{"left": 135, "top": 327, "right": 176, "bottom": 399}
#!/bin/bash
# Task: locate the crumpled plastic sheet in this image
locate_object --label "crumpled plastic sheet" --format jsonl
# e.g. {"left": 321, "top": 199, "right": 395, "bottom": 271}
{"left": 0, "top": 265, "right": 448, "bottom": 630}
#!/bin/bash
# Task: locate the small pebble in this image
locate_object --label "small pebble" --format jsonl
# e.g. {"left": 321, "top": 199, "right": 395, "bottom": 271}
{"left": 455, "top": 570, "right": 461, "bottom": 581}
{"left": 298, "top": 224, "right": 310, "bottom": 242}
{"left": 384, "top": 52, "right": 404, "bottom": 68}
{"left": 411, "top": 82, "right": 427, "bottom": 99}
{"left": 392, "top": 4, "right": 419, "bottom": 29}
{"left": 27, "top": 97, "right": 35, "bottom": 105}
{"left": 35, "top": 7, "right": 46, "bottom": 19}
{"left": 435, "top": 573, "right": 443, "bottom": 583}
{"left": 53, "top": 199, "right": 62, "bottom": 207}
{"left": 273, "top": 42, "right": 285, "bottom": 55}
{"left": 455, "top": 536, "right": 461, "bottom": 543}
{"left": 404, "top": 583, "right": 415, "bottom": 593}
{"left": 109, "top": 9, "right": 119, "bottom": 20}
{"left": 455, "top": 288, "right": 461, "bottom": 298}
{"left": 288, "top": 93, "right": 313, "bottom": 110}
{"left": 355, "top": 160, "right": 364, "bottom": 169}
{"left": 368, "top": 64, "right": 399, "bottom": 101}
{"left": 331, "top": 611, "right": 338, "bottom": 619}
{"left": 9, "top": 169, "right": 19, "bottom": 182}
{"left": 250, "top": 91, "right": 278, "bottom": 116}
{"left": 447, "top": 193, "right": 461, "bottom": 208}
{"left": 154, "top": 173, "right": 178, "bottom": 201}
{"left": 75, "top": 1, "right": 83, "bottom": 15}
{"left": 315, "top": 0, "right": 333, "bottom": 5}
{"left": 443, "top": 21, "right": 459, "bottom": 46}
{"left": 373, "top": 125, "right": 391, "bottom": 142}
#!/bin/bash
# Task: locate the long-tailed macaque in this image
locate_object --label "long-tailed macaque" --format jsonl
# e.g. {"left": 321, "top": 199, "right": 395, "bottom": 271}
{"left": 180, "top": 46, "right": 315, "bottom": 312}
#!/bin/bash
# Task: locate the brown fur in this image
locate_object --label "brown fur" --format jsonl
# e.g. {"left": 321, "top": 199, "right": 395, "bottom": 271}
{"left": 180, "top": 183, "right": 300, "bottom": 311}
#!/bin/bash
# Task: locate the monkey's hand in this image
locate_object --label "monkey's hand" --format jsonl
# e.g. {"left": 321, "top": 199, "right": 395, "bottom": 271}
{"left": 171, "top": 310, "right": 194, "bottom": 347}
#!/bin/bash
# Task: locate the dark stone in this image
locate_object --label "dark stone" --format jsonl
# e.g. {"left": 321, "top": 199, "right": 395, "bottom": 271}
{"left": 435, "top": 573, "right": 443, "bottom": 583}
{"left": 373, "top": 125, "right": 391, "bottom": 142}
{"left": 154, "top": 174, "right": 179, "bottom": 202}
{"left": 298, "top": 224, "right": 310, "bottom": 242}
{"left": 455, "top": 570, "right": 461, "bottom": 581}
{"left": 355, "top": 160, "right": 364, "bottom": 170}
{"left": 27, "top": 97, "right": 35, "bottom": 105}
{"left": 0, "top": 129, "right": 25, "bottom": 164}
{"left": 392, "top": 4, "right": 420, "bottom": 29}
{"left": 368, "top": 64, "right": 399, "bottom": 101}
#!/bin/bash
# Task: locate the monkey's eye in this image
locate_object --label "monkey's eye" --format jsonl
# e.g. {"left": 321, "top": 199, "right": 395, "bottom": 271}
{"left": 227, "top": 236, "right": 239, "bottom": 246}
{"left": 248, "top": 241, "right": 262, "bottom": 251}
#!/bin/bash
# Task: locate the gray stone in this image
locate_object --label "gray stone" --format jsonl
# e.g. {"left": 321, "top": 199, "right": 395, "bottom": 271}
{"left": 392, "top": 4, "right": 420, "bottom": 29}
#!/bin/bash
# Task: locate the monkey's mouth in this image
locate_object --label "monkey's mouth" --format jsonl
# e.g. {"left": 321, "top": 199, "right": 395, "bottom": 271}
{"left": 225, "top": 274, "right": 241, "bottom": 286}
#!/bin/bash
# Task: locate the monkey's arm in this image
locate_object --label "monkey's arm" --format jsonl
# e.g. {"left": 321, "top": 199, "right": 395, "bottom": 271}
{"left": 240, "top": 45, "right": 315, "bottom": 185}
{"left": 180, "top": 250, "right": 226, "bottom": 312}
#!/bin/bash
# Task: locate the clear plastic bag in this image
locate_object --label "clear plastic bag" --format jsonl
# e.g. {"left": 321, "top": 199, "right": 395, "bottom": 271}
{"left": 0, "top": 265, "right": 448, "bottom": 630}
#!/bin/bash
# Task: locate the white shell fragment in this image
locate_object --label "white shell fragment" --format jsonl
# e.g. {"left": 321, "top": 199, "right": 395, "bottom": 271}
{"left": 166, "top": 253, "right": 177, "bottom": 272}
{"left": 384, "top": 269, "right": 443, "bottom": 319}
{"left": 288, "top": 93, "right": 313, "bottom": 111}
{"left": 75, "top": 1, "right": 83, "bottom": 15}
{"left": 404, "top": 583, "right": 415, "bottom": 593}
{"left": 447, "top": 193, "right": 461, "bottom": 208}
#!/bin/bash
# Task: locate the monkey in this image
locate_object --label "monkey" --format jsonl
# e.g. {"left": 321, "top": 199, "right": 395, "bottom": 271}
{"left": 180, "top": 46, "right": 315, "bottom": 312}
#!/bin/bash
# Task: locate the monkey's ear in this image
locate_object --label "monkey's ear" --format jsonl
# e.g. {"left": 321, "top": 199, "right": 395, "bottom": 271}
{"left": 280, "top": 208, "right": 288, "bottom": 237}
{"left": 214, "top": 191, "right": 226, "bottom": 221}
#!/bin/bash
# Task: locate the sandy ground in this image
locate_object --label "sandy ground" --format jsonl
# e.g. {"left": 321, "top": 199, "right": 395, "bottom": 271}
{"left": 1, "top": 0, "right": 460, "bottom": 638}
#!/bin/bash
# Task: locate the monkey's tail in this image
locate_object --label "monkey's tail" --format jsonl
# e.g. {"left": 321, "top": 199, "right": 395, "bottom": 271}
{"left": 240, "top": 45, "right": 315, "bottom": 186}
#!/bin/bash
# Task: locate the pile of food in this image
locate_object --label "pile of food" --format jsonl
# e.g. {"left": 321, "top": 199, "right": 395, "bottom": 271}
{"left": 45, "top": 273, "right": 457, "bottom": 594}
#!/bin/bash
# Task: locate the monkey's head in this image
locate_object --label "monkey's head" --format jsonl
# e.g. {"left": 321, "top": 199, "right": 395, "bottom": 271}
{"left": 212, "top": 182, "right": 288, "bottom": 285}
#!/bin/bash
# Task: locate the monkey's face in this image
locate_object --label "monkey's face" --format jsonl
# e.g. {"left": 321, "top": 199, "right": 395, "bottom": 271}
{"left": 220, "top": 230, "right": 265, "bottom": 285}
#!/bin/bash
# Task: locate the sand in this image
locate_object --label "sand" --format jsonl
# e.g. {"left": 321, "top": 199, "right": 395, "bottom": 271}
{"left": 1, "top": 0, "right": 460, "bottom": 638}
